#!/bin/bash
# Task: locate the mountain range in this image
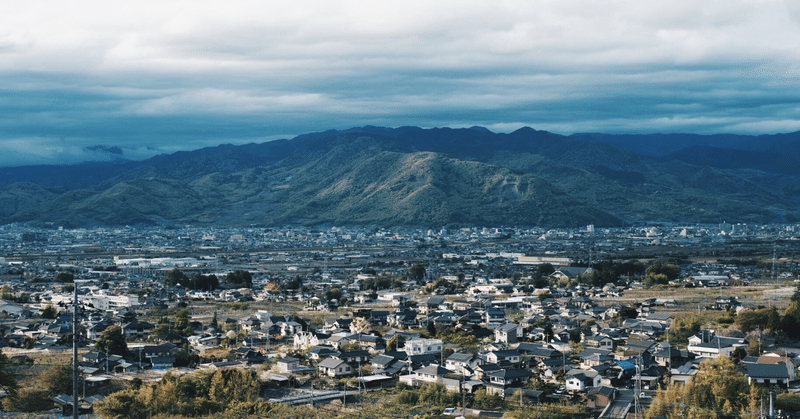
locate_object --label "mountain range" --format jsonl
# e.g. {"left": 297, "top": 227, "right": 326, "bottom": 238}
{"left": 1, "top": 126, "right": 799, "bottom": 228}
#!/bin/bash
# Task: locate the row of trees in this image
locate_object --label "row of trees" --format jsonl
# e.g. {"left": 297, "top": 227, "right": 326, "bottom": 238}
{"left": 163, "top": 269, "right": 252, "bottom": 290}
{"left": 646, "top": 356, "right": 777, "bottom": 419}
{"left": 734, "top": 286, "right": 800, "bottom": 340}
{"left": 95, "top": 369, "right": 264, "bottom": 418}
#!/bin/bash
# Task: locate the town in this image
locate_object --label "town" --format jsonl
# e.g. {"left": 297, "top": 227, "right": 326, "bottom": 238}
{"left": 0, "top": 222, "right": 799, "bottom": 418}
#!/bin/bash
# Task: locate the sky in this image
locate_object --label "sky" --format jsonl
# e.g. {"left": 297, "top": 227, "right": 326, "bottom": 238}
{"left": 1, "top": 0, "right": 800, "bottom": 166}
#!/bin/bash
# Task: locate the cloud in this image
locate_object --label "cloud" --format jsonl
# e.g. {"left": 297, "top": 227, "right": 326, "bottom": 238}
{"left": 0, "top": 1, "right": 799, "bottom": 166}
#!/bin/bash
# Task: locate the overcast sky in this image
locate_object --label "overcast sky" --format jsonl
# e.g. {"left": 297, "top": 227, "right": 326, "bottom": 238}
{"left": 1, "top": 0, "right": 799, "bottom": 166}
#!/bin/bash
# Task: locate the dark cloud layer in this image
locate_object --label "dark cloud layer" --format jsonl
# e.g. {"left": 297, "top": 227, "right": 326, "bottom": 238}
{"left": 1, "top": 1, "right": 799, "bottom": 166}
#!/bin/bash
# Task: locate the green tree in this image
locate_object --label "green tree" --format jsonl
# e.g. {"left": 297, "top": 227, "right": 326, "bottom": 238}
{"left": 189, "top": 273, "right": 219, "bottom": 291}
{"left": 225, "top": 270, "right": 253, "bottom": 288}
{"left": 537, "top": 291, "right": 554, "bottom": 302}
{"left": 0, "top": 285, "right": 13, "bottom": 301}
{"left": 322, "top": 288, "right": 342, "bottom": 302}
{"left": 472, "top": 388, "right": 505, "bottom": 410}
{"left": 163, "top": 268, "right": 187, "bottom": 287}
{"left": 645, "top": 261, "right": 681, "bottom": 280}
{"left": 782, "top": 300, "right": 800, "bottom": 339}
{"left": 736, "top": 307, "right": 780, "bottom": 334}
{"left": 41, "top": 304, "right": 57, "bottom": 319}
{"left": 0, "top": 350, "right": 18, "bottom": 399}
{"left": 408, "top": 264, "right": 427, "bottom": 281}
{"left": 95, "top": 325, "right": 128, "bottom": 356}
{"left": 2, "top": 388, "right": 51, "bottom": 412}
{"left": 505, "top": 404, "right": 588, "bottom": 419}
{"left": 646, "top": 357, "right": 757, "bottom": 419}
{"left": 41, "top": 364, "right": 73, "bottom": 396}
{"left": 175, "top": 309, "right": 191, "bottom": 331}
{"left": 386, "top": 334, "right": 406, "bottom": 352}
{"left": 54, "top": 272, "right": 74, "bottom": 283}
{"left": 208, "top": 369, "right": 259, "bottom": 404}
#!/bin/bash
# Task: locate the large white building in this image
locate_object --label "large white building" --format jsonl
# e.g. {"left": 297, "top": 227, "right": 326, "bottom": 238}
{"left": 45, "top": 290, "right": 139, "bottom": 312}
{"left": 403, "top": 338, "right": 443, "bottom": 355}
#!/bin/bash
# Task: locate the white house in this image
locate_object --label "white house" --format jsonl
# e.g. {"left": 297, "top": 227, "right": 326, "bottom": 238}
{"left": 404, "top": 338, "right": 443, "bottom": 356}
{"left": 566, "top": 369, "right": 601, "bottom": 392}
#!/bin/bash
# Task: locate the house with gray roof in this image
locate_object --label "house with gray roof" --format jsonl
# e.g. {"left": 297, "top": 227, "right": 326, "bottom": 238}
{"left": 746, "top": 363, "right": 790, "bottom": 387}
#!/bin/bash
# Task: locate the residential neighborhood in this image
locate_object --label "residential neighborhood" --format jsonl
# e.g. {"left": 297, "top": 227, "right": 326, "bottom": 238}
{"left": 0, "top": 222, "right": 799, "bottom": 418}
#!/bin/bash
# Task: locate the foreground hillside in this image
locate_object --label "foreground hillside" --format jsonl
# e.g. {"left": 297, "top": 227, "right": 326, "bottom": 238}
{"left": 0, "top": 126, "right": 798, "bottom": 228}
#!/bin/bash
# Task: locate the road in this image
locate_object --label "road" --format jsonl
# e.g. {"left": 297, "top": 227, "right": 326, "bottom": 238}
{"left": 602, "top": 388, "right": 634, "bottom": 419}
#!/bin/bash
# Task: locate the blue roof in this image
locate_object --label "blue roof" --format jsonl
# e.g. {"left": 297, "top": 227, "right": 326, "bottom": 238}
{"left": 617, "top": 360, "right": 636, "bottom": 371}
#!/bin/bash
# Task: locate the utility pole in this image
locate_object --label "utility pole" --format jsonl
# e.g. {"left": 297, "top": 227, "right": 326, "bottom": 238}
{"left": 72, "top": 285, "right": 79, "bottom": 419}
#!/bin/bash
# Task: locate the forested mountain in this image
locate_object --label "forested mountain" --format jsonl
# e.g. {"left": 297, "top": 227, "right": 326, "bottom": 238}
{"left": 1, "top": 126, "right": 798, "bottom": 228}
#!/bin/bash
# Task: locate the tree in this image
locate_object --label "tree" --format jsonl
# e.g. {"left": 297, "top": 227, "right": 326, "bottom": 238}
{"left": 163, "top": 268, "right": 187, "bottom": 287}
{"left": 408, "top": 264, "right": 426, "bottom": 281}
{"left": 0, "top": 350, "right": 18, "bottom": 399}
{"left": 535, "top": 263, "right": 555, "bottom": 279}
{"left": 647, "top": 356, "right": 754, "bottom": 418}
{"left": 472, "top": 388, "right": 505, "bottom": 410}
{"left": 0, "top": 285, "right": 13, "bottom": 301}
{"left": 40, "top": 364, "right": 73, "bottom": 396}
{"left": 537, "top": 291, "right": 553, "bottom": 302}
{"left": 645, "top": 261, "right": 681, "bottom": 280}
{"left": 729, "top": 346, "right": 747, "bottom": 364}
{"left": 781, "top": 300, "right": 800, "bottom": 339}
{"left": 54, "top": 272, "right": 74, "bottom": 283}
{"left": 41, "top": 304, "right": 58, "bottom": 319}
{"left": 322, "top": 288, "right": 342, "bottom": 302}
{"left": 735, "top": 307, "right": 780, "bottom": 334}
{"left": 386, "top": 334, "right": 406, "bottom": 352}
{"left": 225, "top": 270, "right": 253, "bottom": 288}
{"left": 96, "top": 325, "right": 128, "bottom": 356}
{"left": 3, "top": 388, "right": 51, "bottom": 412}
{"left": 208, "top": 369, "right": 259, "bottom": 404}
{"left": 190, "top": 273, "right": 219, "bottom": 291}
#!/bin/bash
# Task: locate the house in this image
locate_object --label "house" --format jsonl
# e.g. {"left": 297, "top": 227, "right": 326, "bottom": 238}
{"left": 150, "top": 356, "right": 175, "bottom": 370}
{"left": 580, "top": 352, "right": 614, "bottom": 369}
{"left": 276, "top": 356, "right": 300, "bottom": 374}
{"left": 446, "top": 352, "right": 476, "bottom": 376}
{"left": 485, "top": 350, "right": 521, "bottom": 366}
{"left": 121, "top": 321, "right": 154, "bottom": 340}
{"left": 389, "top": 310, "right": 419, "bottom": 328}
{"left": 715, "top": 296, "right": 739, "bottom": 310}
{"left": 371, "top": 354, "right": 406, "bottom": 376}
{"left": 334, "top": 350, "right": 370, "bottom": 366}
{"left": 687, "top": 330, "right": 746, "bottom": 358}
{"left": 484, "top": 308, "right": 506, "bottom": 327}
{"left": 746, "top": 363, "right": 791, "bottom": 387}
{"left": 399, "top": 364, "right": 455, "bottom": 387}
{"left": 494, "top": 323, "right": 522, "bottom": 344}
{"left": 308, "top": 345, "right": 338, "bottom": 361}
{"left": 485, "top": 368, "right": 532, "bottom": 397}
{"left": 670, "top": 360, "right": 700, "bottom": 385}
{"left": 404, "top": 338, "right": 442, "bottom": 356}
{"left": 540, "top": 357, "right": 571, "bottom": 380}
{"left": 653, "top": 347, "right": 695, "bottom": 368}
{"left": 517, "top": 343, "right": 562, "bottom": 362}
{"left": 584, "top": 335, "right": 614, "bottom": 350}
{"left": 756, "top": 353, "right": 796, "bottom": 380}
{"left": 293, "top": 331, "right": 320, "bottom": 350}
{"left": 424, "top": 297, "right": 448, "bottom": 314}
{"left": 318, "top": 357, "right": 353, "bottom": 377}
{"left": 277, "top": 321, "right": 303, "bottom": 337}
{"left": 587, "top": 386, "right": 617, "bottom": 409}
{"left": 565, "top": 369, "right": 601, "bottom": 392}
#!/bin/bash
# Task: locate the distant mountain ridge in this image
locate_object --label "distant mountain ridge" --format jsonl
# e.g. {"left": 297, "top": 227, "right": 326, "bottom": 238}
{"left": 1, "top": 126, "right": 798, "bottom": 228}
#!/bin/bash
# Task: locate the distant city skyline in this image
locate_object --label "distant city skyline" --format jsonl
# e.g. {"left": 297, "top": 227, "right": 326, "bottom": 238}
{"left": 1, "top": 1, "right": 799, "bottom": 166}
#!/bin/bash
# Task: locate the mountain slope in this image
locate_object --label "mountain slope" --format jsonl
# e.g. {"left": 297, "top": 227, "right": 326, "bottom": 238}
{"left": 0, "top": 126, "right": 798, "bottom": 227}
